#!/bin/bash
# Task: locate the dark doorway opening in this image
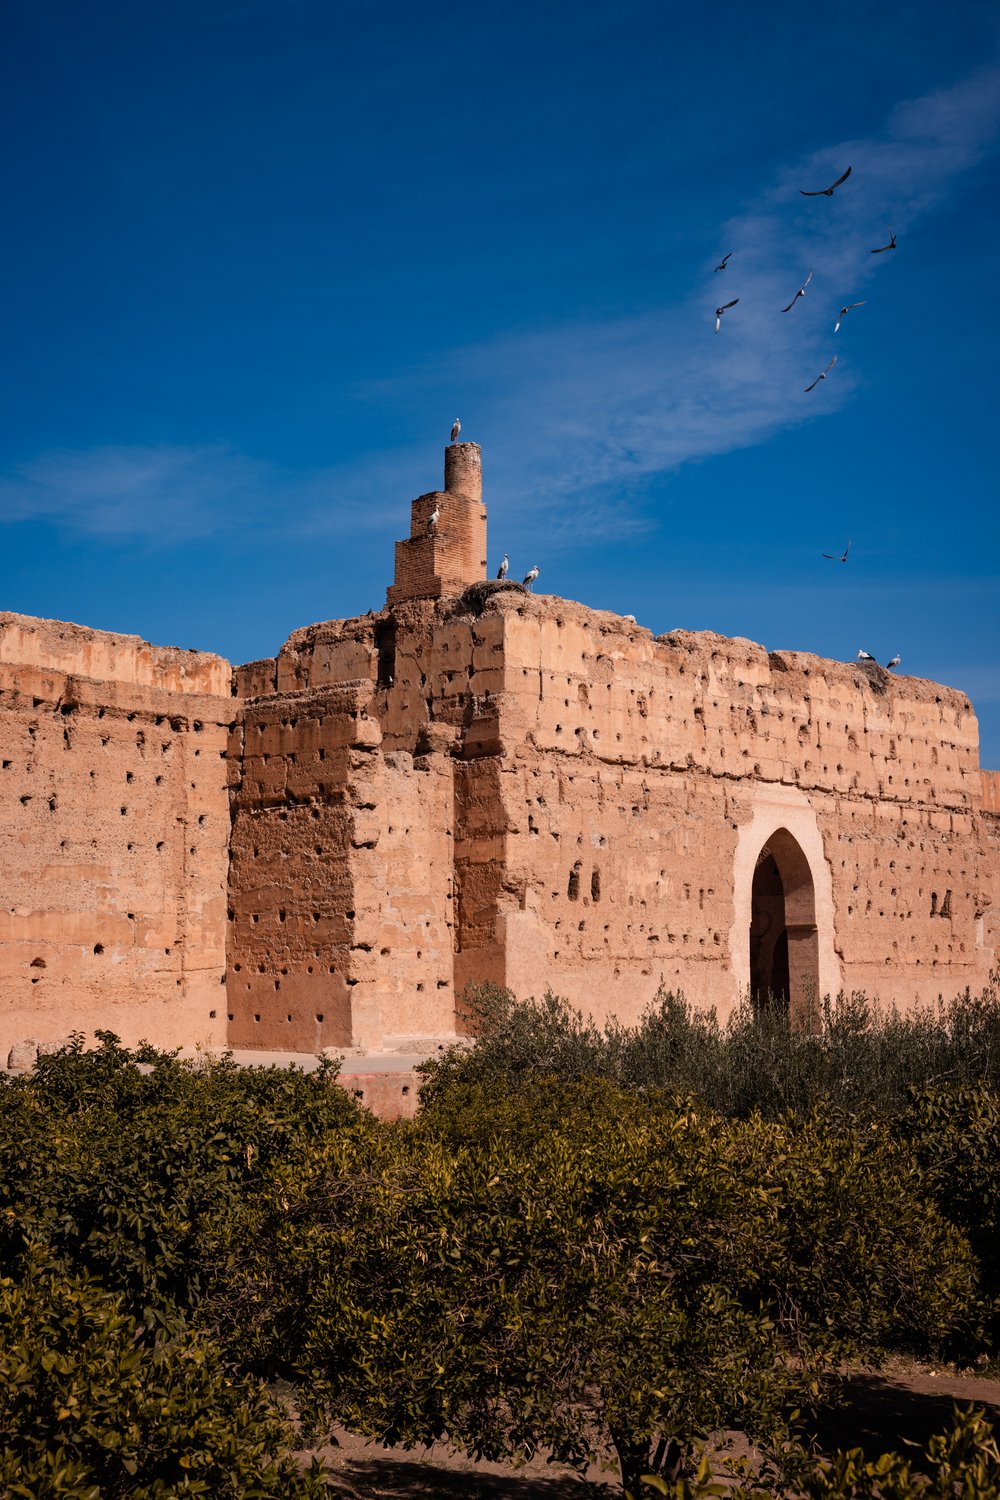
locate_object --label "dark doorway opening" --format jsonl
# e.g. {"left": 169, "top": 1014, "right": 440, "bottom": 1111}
{"left": 748, "top": 829, "right": 819, "bottom": 1024}
{"left": 750, "top": 852, "right": 789, "bottom": 1012}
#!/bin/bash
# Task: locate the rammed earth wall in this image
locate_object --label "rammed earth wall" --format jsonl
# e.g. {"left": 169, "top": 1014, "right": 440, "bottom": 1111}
{"left": 1, "top": 445, "right": 997, "bottom": 1059}
{"left": 0, "top": 612, "right": 233, "bottom": 1055}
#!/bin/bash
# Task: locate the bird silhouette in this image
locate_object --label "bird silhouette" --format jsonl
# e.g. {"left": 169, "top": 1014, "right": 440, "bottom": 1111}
{"left": 822, "top": 540, "right": 852, "bottom": 562}
{"left": 782, "top": 270, "right": 813, "bottom": 313}
{"left": 714, "top": 252, "right": 733, "bottom": 272}
{"left": 496, "top": 553, "right": 508, "bottom": 580}
{"left": 523, "top": 565, "right": 539, "bottom": 590}
{"left": 834, "top": 302, "right": 866, "bottom": 332}
{"left": 800, "top": 165, "right": 852, "bottom": 196}
{"left": 870, "top": 227, "right": 896, "bottom": 254}
{"left": 805, "top": 355, "right": 837, "bottom": 392}
{"left": 450, "top": 418, "right": 461, "bottom": 442}
{"left": 715, "top": 298, "right": 739, "bottom": 332}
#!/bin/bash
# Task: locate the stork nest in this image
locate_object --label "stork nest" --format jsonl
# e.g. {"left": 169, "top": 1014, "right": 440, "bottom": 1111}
{"left": 451, "top": 578, "right": 527, "bottom": 616}
{"left": 856, "top": 659, "right": 889, "bottom": 696}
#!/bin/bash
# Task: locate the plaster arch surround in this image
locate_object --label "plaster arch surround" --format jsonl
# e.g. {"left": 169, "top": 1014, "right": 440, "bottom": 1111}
{"left": 729, "top": 784, "right": 841, "bottom": 1006}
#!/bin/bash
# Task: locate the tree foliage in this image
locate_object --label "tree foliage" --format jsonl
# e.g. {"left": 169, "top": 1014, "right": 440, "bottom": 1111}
{"left": 418, "top": 977, "right": 1000, "bottom": 1121}
{"left": 0, "top": 1269, "right": 327, "bottom": 1499}
{"left": 0, "top": 1030, "right": 365, "bottom": 1330}
{"left": 1, "top": 1024, "right": 998, "bottom": 1496}
{"left": 212, "top": 1077, "right": 979, "bottom": 1493}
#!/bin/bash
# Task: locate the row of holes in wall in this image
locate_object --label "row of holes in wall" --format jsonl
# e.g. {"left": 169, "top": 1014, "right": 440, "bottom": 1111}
{"left": 514, "top": 664, "right": 971, "bottom": 724}
{"left": 8, "top": 722, "right": 226, "bottom": 762}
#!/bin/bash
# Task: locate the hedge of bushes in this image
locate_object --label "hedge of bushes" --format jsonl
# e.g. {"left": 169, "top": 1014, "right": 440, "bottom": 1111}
{"left": 0, "top": 989, "right": 999, "bottom": 1497}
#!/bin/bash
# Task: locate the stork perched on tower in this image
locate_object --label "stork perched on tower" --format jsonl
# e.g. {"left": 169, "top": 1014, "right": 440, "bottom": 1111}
{"left": 497, "top": 553, "right": 509, "bottom": 580}
{"left": 428, "top": 504, "right": 440, "bottom": 533}
{"left": 450, "top": 418, "right": 461, "bottom": 443}
{"left": 523, "top": 564, "right": 539, "bottom": 590}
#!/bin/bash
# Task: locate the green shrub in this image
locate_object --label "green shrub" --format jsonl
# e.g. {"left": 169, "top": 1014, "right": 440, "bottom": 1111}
{"left": 212, "top": 1078, "right": 978, "bottom": 1495}
{"left": 0, "top": 1268, "right": 327, "bottom": 1498}
{"left": 897, "top": 1084, "right": 1000, "bottom": 1315}
{"left": 0, "top": 1032, "right": 365, "bottom": 1329}
{"left": 638, "top": 1408, "right": 1000, "bottom": 1499}
{"left": 419, "top": 976, "right": 1000, "bottom": 1123}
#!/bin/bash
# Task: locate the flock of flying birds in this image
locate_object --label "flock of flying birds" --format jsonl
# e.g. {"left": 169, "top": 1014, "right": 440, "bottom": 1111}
{"left": 716, "top": 164, "right": 902, "bottom": 671}
{"left": 713, "top": 163, "right": 897, "bottom": 395}
{"left": 440, "top": 171, "right": 902, "bottom": 667}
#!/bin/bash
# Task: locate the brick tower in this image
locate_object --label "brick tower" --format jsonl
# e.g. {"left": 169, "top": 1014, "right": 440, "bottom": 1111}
{"left": 386, "top": 442, "right": 487, "bottom": 604}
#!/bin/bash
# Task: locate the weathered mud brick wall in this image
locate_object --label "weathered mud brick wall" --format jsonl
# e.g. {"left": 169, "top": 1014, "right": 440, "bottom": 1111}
{"left": 467, "top": 591, "right": 996, "bottom": 1024}
{"left": 0, "top": 612, "right": 232, "bottom": 1058}
{"left": 4, "top": 439, "right": 998, "bottom": 1063}
{"left": 981, "top": 771, "right": 1000, "bottom": 964}
{"left": 228, "top": 606, "right": 466, "bottom": 1050}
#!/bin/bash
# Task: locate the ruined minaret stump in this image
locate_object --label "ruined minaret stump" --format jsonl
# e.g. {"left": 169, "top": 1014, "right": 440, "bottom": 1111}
{"left": 387, "top": 442, "right": 488, "bottom": 605}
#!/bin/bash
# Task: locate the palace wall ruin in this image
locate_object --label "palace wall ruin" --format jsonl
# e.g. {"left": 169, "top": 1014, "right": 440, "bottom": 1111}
{"left": 2, "top": 442, "right": 997, "bottom": 1064}
{"left": 0, "top": 613, "right": 233, "bottom": 1055}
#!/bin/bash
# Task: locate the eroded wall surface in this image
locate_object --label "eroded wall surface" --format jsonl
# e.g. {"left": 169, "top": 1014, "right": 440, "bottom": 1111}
{"left": 227, "top": 607, "right": 464, "bottom": 1051}
{"left": 226, "top": 584, "right": 998, "bottom": 1048}
{"left": 0, "top": 612, "right": 233, "bottom": 1057}
{"left": 482, "top": 593, "right": 994, "bottom": 1021}
{"left": 4, "top": 575, "right": 997, "bottom": 1057}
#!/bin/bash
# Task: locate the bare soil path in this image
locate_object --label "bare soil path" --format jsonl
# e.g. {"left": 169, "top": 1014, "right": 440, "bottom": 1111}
{"left": 308, "top": 1362, "right": 1000, "bottom": 1498}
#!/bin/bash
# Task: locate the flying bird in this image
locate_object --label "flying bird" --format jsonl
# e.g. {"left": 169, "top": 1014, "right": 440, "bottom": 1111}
{"left": 428, "top": 505, "right": 440, "bottom": 532}
{"left": 714, "top": 252, "right": 733, "bottom": 272}
{"left": 715, "top": 298, "right": 739, "bottom": 332}
{"left": 834, "top": 301, "right": 866, "bottom": 333}
{"left": 782, "top": 269, "right": 813, "bottom": 312}
{"left": 805, "top": 355, "right": 837, "bottom": 392}
{"left": 857, "top": 649, "right": 876, "bottom": 662}
{"left": 822, "top": 540, "right": 852, "bottom": 562}
{"left": 523, "top": 565, "right": 539, "bottom": 590}
{"left": 886, "top": 654, "right": 901, "bottom": 670}
{"left": 450, "top": 418, "right": 461, "bottom": 442}
{"left": 870, "top": 227, "right": 896, "bottom": 254}
{"left": 496, "top": 553, "right": 508, "bottom": 580}
{"left": 800, "top": 165, "right": 852, "bottom": 197}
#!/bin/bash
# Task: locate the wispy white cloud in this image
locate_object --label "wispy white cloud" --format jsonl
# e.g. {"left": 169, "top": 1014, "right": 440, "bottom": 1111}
{"left": 2, "top": 65, "right": 998, "bottom": 550}
{"left": 0, "top": 444, "right": 399, "bottom": 545}
{"left": 450, "top": 63, "right": 1000, "bottom": 535}
{"left": 0, "top": 445, "right": 266, "bottom": 541}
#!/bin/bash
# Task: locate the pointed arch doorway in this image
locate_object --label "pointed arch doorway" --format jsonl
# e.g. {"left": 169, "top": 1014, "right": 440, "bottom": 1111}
{"left": 749, "top": 827, "right": 819, "bottom": 1024}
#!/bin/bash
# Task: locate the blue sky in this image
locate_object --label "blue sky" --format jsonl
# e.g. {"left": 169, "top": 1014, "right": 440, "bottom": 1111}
{"left": 1, "top": 0, "right": 998, "bottom": 762}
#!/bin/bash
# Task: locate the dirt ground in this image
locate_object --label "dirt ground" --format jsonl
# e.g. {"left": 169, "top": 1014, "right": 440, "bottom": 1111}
{"left": 310, "top": 1361, "right": 1000, "bottom": 1497}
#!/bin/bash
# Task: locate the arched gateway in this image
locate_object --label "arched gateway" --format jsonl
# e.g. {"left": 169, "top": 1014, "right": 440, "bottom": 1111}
{"left": 749, "top": 828, "right": 819, "bottom": 1023}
